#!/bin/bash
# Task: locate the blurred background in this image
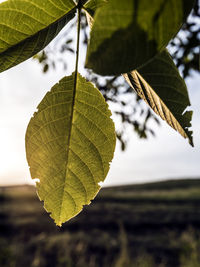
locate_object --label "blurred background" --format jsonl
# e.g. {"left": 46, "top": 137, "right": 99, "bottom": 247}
{"left": 0, "top": 0, "right": 200, "bottom": 266}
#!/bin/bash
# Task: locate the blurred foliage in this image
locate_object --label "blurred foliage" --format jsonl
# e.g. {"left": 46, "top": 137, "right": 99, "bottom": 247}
{"left": 180, "top": 229, "right": 200, "bottom": 267}
{"left": 0, "top": 238, "right": 15, "bottom": 267}
{"left": 170, "top": 1, "right": 200, "bottom": 78}
{"left": 33, "top": 1, "right": 200, "bottom": 150}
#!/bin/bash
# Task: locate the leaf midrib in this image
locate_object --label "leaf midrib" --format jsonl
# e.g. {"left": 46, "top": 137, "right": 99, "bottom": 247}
{"left": 55, "top": 74, "right": 77, "bottom": 224}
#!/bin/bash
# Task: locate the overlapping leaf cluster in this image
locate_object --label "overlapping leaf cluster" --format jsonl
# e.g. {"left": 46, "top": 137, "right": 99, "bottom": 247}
{"left": 0, "top": 0, "right": 195, "bottom": 225}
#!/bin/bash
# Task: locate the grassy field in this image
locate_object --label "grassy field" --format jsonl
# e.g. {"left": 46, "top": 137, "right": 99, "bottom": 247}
{"left": 1, "top": 179, "right": 200, "bottom": 267}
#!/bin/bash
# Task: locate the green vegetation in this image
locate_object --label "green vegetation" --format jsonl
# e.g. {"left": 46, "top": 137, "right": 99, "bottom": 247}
{"left": 86, "top": 0, "right": 194, "bottom": 75}
{"left": 25, "top": 73, "right": 116, "bottom": 226}
{"left": 1, "top": 179, "right": 200, "bottom": 267}
{"left": 124, "top": 49, "right": 193, "bottom": 145}
{"left": 0, "top": 0, "right": 76, "bottom": 71}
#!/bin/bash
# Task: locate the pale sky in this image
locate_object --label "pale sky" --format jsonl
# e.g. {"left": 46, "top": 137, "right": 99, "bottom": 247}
{"left": 0, "top": 0, "right": 199, "bottom": 186}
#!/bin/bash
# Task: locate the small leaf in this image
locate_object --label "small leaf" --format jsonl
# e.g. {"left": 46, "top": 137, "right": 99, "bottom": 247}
{"left": 0, "top": 0, "right": 76, "bottom": 72}
{"left": 84, "top": 0, "right": 108, "bottom": 28}
{"left": 84, "top": 0, "right": 108, "bottom": 17}
{"left": 25, "top": 72, "right": 116, "bottom": 226}
{"left": 86, "top": 0, "right": 195, "bottom": 75}
{"left": 124, "top": 50, "right": 193, "bottom": 146}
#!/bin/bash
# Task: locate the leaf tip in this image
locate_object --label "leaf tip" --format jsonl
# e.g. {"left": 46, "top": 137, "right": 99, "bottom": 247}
{"left": 55, "top": 221, "right": 63, "bottom": 227}
{"left": 188, "top": 135, "right": 194, "bottom": 147}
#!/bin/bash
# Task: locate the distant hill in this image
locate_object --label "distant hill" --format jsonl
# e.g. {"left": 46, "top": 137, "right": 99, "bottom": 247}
{"left": 1, "top": 177, "right": 200, "bottom": 194}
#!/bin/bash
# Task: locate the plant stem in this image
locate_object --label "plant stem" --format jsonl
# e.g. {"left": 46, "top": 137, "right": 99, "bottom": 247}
{"left": 74, "top": 4, "right": 81, "bottom": 77}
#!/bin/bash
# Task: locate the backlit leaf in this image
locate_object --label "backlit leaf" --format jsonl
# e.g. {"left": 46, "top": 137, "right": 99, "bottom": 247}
{"left": 84, "top": 0, "right": 108, "bottom": 17}
{"left": 0, "top": 0, "right": 76, "bottom": 72}
{"left": 124, "top": 50, "right": 193, "bottom": 146}
{"left": 25, "top": 72, "right": 116, "bottom": 226}
{"left": 84, "top": 0, "right": 108, "bottom": 28}
{"left": 86, "top": 0, "right": 195, "bottom": 75}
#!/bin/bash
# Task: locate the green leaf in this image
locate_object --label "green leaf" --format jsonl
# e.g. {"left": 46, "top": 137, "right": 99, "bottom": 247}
{"left": 84, "top": 0, "right": 108, "bottom": 17}
{"left": 84, "top": 0, "right": 108, "bottom": 28}
{"left": 0, "top": 0, "right": 76, "bottom": 72}
{"left": 86, "top": 0, "right": 195, "bottom": 75}
{"left": 124, "top": 50, "right": 193, "bottom": 146}
{"left": 25, "top": 72, "right": 116, "bottom": 226}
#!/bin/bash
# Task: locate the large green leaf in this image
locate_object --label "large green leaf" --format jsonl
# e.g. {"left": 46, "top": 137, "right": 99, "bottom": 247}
{"left": 85, "top": 0, "right": 195, "bottom": 75}
{"left": 124, "top": 50, "right": 193, "bottom": 146}
{"left": 25, "top": 72, "right": 116, "bottom": 226}
{"left": 0, "top": 0, "right": 76, "bottom": 72}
